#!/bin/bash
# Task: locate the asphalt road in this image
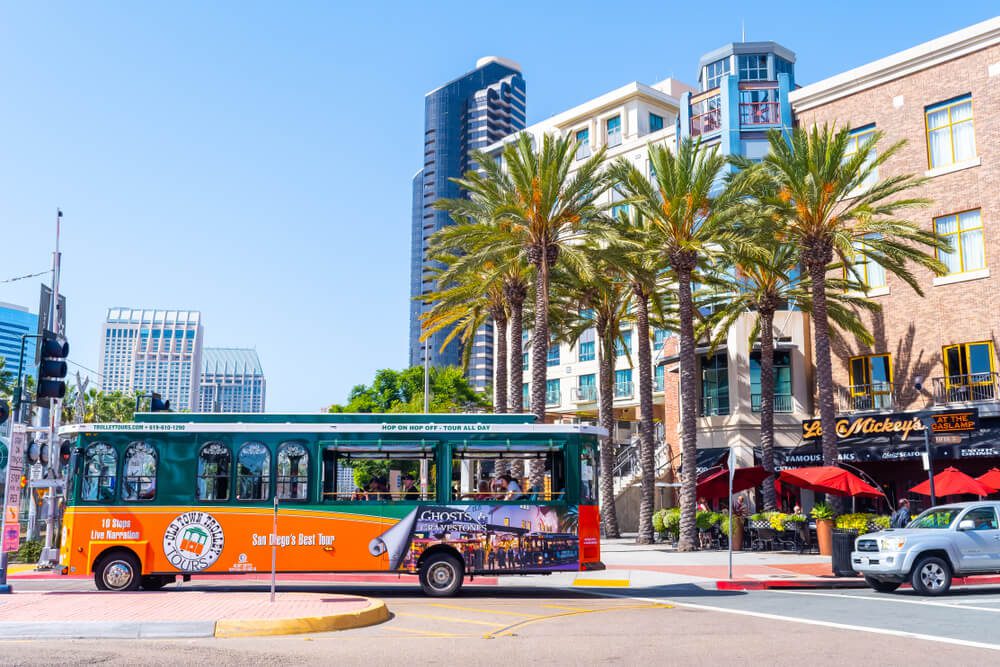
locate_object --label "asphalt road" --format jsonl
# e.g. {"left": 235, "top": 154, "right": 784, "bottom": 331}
{"left": 3, "top": 578, "right": 1000, "bottom": 664}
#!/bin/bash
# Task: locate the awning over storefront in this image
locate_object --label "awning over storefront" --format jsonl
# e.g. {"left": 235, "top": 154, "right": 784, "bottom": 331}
{"left": 676, "top": 447, "right": 730, "bottom": 475}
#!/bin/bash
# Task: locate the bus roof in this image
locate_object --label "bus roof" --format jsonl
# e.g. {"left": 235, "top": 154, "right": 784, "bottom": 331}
{"left": 133, "top": 412, "right": 539, "bottom": 425}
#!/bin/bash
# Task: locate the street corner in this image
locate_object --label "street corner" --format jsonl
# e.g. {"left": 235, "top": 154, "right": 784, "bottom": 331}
{"left": 0, "top": 590, "right": 390, "bottom": 640}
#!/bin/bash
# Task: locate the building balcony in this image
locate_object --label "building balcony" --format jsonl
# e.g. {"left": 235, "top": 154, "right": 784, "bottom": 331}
{"left": 751, "top": 393, "right": 794, "bottom": 413}
{"left": 690, "top": 107, "right": 721, "bottom": 137}
{"left": 573, "top": 386, "right": 597, "bottom": 403}
{"left": 931, "top": 374, "right": 1000, "bottom": 405}
{"left": 739, "top": 101, "right": 780, "bottom": 126}
{"left": 614, "top": 381, "right": 633, "bottom": 400}
{"left": 836, "top": 384, "right": 896, "bottom": 413}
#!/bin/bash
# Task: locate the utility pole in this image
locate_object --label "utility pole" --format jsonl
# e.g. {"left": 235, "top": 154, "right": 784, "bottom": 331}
{"left": 41, "top": 209, "right": 63, "bottom": 567}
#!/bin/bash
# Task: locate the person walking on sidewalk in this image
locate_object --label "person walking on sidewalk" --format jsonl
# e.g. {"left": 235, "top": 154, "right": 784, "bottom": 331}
{"left": 891, "top": 499, "right": 911, "bottom": 528}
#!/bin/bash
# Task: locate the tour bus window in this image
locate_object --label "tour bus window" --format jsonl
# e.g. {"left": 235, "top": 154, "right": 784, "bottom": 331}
{"left": 121, "top": 441, "right": 157, "bottom": 501}
{"left": 580, "top": 444, "right": 597, "bottom": 505}
{"left": 321, "top": 447, "right": 436, "bottom": 501}
{"left": 237, "top": 442, "right": 271, "bottom": 501}
{"left": 82, "top": 442, "right": 117, "bottom": 502}
{"left": 277, "top": 441, "right": 309, "bottom": 501}
{"left": 451, "top": 443, "right": 565, "bottom": 502}
{"left": 197, "top": 442, "right": 231, "bottom": 501}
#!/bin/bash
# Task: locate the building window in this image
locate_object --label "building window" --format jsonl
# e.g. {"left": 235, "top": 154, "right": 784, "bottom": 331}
{"left": 653, "top": 329, "right": 669, "bottom": 351}
{"left": 546, "top": 379, "right": 560, "bottom": 406}
{"left": 774, "top": 57, "right": 793, "bottom": 80}
{"left": 701, "top": 353, "right": 729, "bottom": 416}
{"left": 738, "top": 88, "right": 779, "bottom": 125}
{"left": 615, "top": 330, "right": 632, "bottom": 357}
{"left": 845, "top": 125, "right": 878, "bottom": 192}
{"left": 614, "top": 369, "right": 632, "bottom": 398}
{"left": 606, "top": 116, "right": 622, "bottom": 147}
{"left": 237, "top": 441, "right": 271, "bottom": 501}
{"left": 578, "top": 340, "right": 595, "bottom": 362}
{"left": 197, "top": 442, "right": 231, "bottom": 501}
{"left": 936, "top": 210, "right": 984, "bottom": 275}
{"left": 654, "top": 364, "right": 665, "bottom": 392}
{"left": 577, "top": 374, "right": 596, "bottom": 401}
{"left": 522, "top": 383, "right": 529, "bottom": 406}
{"left": 847, "top": 238, "right": 887, "bottom": 289}
{"left": 277, "top": 441, "right": 309, "bottom": 501}
{"left": 122, "top": 441, "right": 157, "bottom": 501}
{"left": 738, "top": 54, "right": 768, "bottom": 80}
{"left": 848, "top": 354, "right": 892, "bottom": 411}
{"left": 942, "top": 341, "right": 996, "bottom": 401}
{"left": 704, "top": 58, "right": 731, "bottom": 89}
{"left": 575, "top": 128, "right": 590, "bottom": 160}
{"left": 610, "top": 185, "right": 628, "bottom": 219}
{"left": 522, "top": 352, "right": 529, "bottom": 371}
{"left": 649, "top": 113, "right": 664, "bottom": 132}
{"left": 750, "top": 351, "right": 792, "bottom": 413}
{"left": 547, "top": 344, "right": 560, "bottom": 367}
{"left": 926, "top": 95, "right": 975, "bottom": 169}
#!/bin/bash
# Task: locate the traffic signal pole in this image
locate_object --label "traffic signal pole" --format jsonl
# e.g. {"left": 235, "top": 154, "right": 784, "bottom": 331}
{"left": 40, "top": 210, "right": 64, "bottom": 567}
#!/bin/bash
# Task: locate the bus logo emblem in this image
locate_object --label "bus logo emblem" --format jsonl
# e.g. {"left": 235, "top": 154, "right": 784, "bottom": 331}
{"left": 164, "top": 512, "right": 224, "bottom": 571}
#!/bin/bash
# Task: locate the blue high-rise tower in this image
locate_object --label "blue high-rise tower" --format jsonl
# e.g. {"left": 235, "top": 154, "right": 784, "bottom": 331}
{"left": 409, "top": 57, "right": 526, "bottom": 393}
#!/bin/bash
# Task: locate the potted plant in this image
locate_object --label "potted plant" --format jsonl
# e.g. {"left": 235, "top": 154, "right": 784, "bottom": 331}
{"left": 663, "top": 508, "right": 681, "bottom": 546}
{"left": 721, "top": 512, "right": 744, "bottom": 551}
{"left": 811, "top": 502, "right": 835, "bottom": 555}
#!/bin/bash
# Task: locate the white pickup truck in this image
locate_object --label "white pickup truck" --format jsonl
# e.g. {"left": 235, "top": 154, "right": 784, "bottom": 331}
{"left": 852, "top": 501, "right": 1000, "bottom": 595}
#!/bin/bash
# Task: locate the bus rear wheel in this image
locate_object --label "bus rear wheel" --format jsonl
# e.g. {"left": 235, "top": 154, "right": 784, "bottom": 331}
{"left": 419, "top": 552, "right": 463, "bottom": 597}
{"left": 95, "top": 551, "right": 142, "bottom": 592}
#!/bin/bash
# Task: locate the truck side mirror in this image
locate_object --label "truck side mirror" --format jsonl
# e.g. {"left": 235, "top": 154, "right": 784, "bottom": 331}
{"left": 958, "top": 519, "right": 975, "bottom": 531}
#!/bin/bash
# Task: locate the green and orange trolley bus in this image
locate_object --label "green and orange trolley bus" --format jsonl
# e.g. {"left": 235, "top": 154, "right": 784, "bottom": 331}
{"left": 57, "top": 412, "right": 604, "bottom": 596}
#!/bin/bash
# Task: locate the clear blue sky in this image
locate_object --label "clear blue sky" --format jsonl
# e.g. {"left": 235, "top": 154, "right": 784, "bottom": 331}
{"left": 1, "top": 1, "right": 995, "bottom": 411}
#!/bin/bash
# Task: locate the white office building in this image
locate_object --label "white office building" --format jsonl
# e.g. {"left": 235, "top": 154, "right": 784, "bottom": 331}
{"left": 98, "top": 308, "right": 204, "bottom": 411}
{"left": 198, "top": 347, "right": 266, "bottom": 413}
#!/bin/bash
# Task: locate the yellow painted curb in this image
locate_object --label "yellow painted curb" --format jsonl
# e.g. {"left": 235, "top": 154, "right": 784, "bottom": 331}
{"left": 214, "top": 599, "right": 389, "bottom": 638}
{"left": 572, "top": 578, "right": 630, "bottom": 588}
{"left": 6, "top": 564, "right": 38, "bottom": 574}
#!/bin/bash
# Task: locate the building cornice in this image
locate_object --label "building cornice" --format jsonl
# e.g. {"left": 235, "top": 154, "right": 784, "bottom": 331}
{"left": 790, "top": 17, "right": 1000, "bottom": 112}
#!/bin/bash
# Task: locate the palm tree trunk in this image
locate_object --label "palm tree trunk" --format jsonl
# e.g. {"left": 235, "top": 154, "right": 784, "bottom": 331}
{"left": 676, "top": 264, "right": 698, "bottom": 552}
{"left": 507, "top": 289, "right": 525, "bottom": 413}
{"left": 759, "top": 307, "right": 777, "bottom": 511}
{"left": 597, "top": 321, "right": 621, "bottom": 538}
{"left": 807, "top": 260, "right": 839, "bottom": 467}
{"left": 528, "top": 253, "right": 550, "bottom": 491}
{"left": 494, "top": 315, "right": 508, "bottom": 414}
{"left": 633, "top": 288, "right": 655, "bottom": 544}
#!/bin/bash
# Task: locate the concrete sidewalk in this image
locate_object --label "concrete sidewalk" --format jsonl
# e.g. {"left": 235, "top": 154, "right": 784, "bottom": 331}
{"left": 0, "top": 590, "right": 388, "bottom": 639}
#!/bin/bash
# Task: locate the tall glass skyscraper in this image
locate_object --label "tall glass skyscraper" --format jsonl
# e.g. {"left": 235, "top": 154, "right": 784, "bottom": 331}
{"left": 198, "top": 347, "right": 266, "bottom": 413}
{"left": 409, "top": 57, "right": 526, "bottom": 393}
{"left": 0, "top": 302, "right": 38, "bottom": 384}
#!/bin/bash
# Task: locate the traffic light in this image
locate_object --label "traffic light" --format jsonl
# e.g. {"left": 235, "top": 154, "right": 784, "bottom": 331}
{"left": 60, "top": 440, "right": 72, "bottom": 466}
{"left": 150, "top": 392, "right": 171, "bottom": 412}
{"left": 36, "top": 333, "right": 69, "bottom": 405}
{"left": 0, "top": 399, "right": 8, "bottom": 425}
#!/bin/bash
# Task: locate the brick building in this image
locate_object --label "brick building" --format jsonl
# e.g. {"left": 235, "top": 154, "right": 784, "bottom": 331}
{"left": 788, "top": 17, "right": 1000, "bottom": 506}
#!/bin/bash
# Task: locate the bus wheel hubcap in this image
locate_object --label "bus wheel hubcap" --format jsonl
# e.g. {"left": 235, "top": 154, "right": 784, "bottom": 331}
{"left": 921, "top": 564, "right": 944, "bottom": 589}
{"left": 430, "top": 563, "right": 453, "bottom": 588}
{"left": 105, "top": 561, "right": 133, "bottom": 589}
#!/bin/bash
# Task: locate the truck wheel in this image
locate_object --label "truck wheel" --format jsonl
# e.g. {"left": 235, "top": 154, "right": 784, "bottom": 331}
{"left": 419, "top": 552, "right": 463, "bottom": 597}
{"left": 911, "top": 556, "right": 952, "bottom": 596}
{"left": 141, "top": 575, "right": 171, "bottom": 591}
{"left": 95, "top": 551, "right": 142, "bottom": 592}
{"left": 864, "top": 576, "right": 901, "bottom": 593}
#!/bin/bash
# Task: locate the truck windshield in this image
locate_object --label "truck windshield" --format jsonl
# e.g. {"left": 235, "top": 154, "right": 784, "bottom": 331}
{"left": 908, "top": 507, "right": 961, "bottom": 529}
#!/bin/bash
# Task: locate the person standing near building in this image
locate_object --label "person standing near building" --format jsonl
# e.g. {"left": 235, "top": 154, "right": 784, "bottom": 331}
{"left": 891, "top": 499, "right": 911, "bottom": 528}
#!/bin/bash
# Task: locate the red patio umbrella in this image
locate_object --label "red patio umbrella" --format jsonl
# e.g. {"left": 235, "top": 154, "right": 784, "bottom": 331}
{"left": 910, "top": 467, "right": 997, "bottom": 497}
{"left": 976, "top": 468, "right": 1000, "bottom": 492}
{"left": 697, "top": 466, "right": 770, "bottom": 499}
{"left": 779, "top": 466, "right": 883, "bottom": 498}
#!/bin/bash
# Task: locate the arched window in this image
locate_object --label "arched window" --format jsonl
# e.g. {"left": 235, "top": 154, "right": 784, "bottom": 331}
{"left": 122, "top": 441, "right": 157, "bottom": 501}
{"left": 82, "top": 443, "right": 117, "bottom": 502}
{"left": 277, "top": 442, "right": 309, "bottom": 500}
{"left": 197, "top": 442, "right": 231, "bottom": 501}
{"left": 237, "top": 442, "right": 270, "bottom": 501}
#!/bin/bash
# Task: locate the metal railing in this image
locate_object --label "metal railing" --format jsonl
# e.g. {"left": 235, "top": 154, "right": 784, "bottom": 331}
{"left": 739, "top": 101, "right": 780, "bottom": 126}
{"left": 932, "top": 373, "right": 1000, "bottom": 404}
{"left": 614, "top": 381, "right": 634, "bottom": 399}
{"left": 690, "top": 107, "right": 721, "bottom": 136}
{"left": 573, "top": 386, "right": 597, "bottom": 402}
{"left": 837, "top": 384, "right": 896, "bottom": 412}
{"left": 750, "top": 393, "right": 794, "bottom": 413}
{"left": 700, "top": 395, "right": 729, "bottom": 417}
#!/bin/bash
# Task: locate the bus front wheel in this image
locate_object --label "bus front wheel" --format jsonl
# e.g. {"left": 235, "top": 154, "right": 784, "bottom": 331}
{"left": 419, "top": 552, "right": 463, "bottom": 597}
{"left": 94, "top": 551, "right": 142, "bottom": 592}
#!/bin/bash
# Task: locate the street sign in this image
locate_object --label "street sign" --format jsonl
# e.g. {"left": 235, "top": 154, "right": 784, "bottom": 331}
{"left": 934, "top": 435, "right": 963, "bottom": 445}
{"left": 1, "top": 425, "right": 26, "bottom": 552}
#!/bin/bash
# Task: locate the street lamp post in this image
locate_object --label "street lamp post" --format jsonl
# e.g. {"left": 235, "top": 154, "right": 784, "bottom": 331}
{"left": 914, "top": 375, "right": 936, "bottom": 507}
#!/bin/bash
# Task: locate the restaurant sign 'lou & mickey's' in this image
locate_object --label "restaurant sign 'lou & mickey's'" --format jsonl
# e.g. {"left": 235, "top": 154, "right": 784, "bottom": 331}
{"left": 801, "top": 411, "right": 978, "bottom": 442}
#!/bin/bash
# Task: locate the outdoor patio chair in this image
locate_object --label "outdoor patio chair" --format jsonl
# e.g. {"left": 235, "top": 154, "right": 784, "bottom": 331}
{"left": 752, "top": 527, "right": 777, "bottom": 551}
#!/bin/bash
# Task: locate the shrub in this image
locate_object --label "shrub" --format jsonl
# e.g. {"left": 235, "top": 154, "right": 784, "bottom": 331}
{"left": 15, "top": 540, "right": 42, "bottom": 564}
{"left": 663, "top": 508, "right": 681, "bottom": 537}
{"left": 872, "top": 515, "right": 891, "bottom": 530}
{"left": 696, "top": 510, "right": 716, "bottom": 531}
{"left": 810, "top": 502, "right": 835, "bottom": 520}
{"left": 835, "top": 513, "right": 872, "bottom": 533}
{"left": 652, "top": 509, "right": 667, "bottom": 534}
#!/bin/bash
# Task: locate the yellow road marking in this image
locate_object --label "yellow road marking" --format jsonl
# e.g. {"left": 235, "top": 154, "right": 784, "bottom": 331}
{"left": 428, "top": 603, "right": 542, "bottom": 618}
{"left": 573, "top": 578, "right": 630, "bottom": 587}
{"left": 395, "top": 613, "right": 506, "bottom": 627}
{"left": 541, "top": 604, "right": 596, "bottom": 612}
{"left": 484, "top": 603, "right": 671, "bottom": 639}
{"left": 385, "top": 627, "right": 464, "bottom": 638}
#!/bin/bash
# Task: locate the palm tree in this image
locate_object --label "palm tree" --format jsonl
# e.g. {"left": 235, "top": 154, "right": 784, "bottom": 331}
{"left": 611, "top": 138, "right": 749, "bottom": 552}
{"left": 745, "top": 126, "right": 945, "bottom": 468}
{"left": 702, "top": 239, "right": 878, "bottom": 510}
{"left": 550, "top": 255, "right": 632, "bottom": 539}
{"left": 438, "top": 132, "right": 610, "bottom": 488}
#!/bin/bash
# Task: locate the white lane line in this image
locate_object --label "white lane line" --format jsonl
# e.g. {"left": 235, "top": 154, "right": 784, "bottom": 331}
{"left": 570, "top": 588, "right": 1000, "bottom": 652}
{"left": 772, "top": 589, "right": 1000, "bottom": 614}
